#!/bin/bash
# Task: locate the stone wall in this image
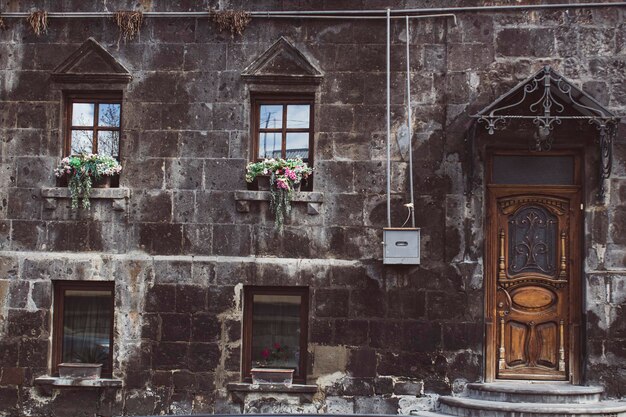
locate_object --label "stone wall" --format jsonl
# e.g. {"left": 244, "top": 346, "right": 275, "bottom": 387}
{"left": 0, "top": 0, "right": 625, "bottom": 415}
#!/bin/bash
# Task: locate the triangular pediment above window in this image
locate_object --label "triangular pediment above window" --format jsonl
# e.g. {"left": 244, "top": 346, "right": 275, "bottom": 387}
{"left": 242, "top": 37, "right": 323, "bottom": 85}
{"left": 51, "top": 38, "right": 132, "bottom": 84}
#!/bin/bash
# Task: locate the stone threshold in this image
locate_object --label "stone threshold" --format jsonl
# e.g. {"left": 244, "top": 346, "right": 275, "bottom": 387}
{"left": 35, "top": 376, "right": 123, "bottom": 390}
{"left": 41, "top": 187, "right": 131, "bottom": 211}
{"left": 227, "top": 382, "right": 318, "bottom": 404}
{"left": 234, "top": 191, "right": 324, "bottom": 215}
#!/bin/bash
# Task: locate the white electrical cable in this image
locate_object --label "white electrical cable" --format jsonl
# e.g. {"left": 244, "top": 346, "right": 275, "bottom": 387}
{"left": 386, "top": 8, "right": 392, "bottom": 229}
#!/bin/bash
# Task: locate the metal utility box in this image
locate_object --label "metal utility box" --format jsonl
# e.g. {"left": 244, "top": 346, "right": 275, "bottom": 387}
{"left": 383, "top": 228, "right": 420, "bottom": 265}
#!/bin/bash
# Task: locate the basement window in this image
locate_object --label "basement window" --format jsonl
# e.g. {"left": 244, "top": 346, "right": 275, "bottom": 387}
{"left": 52, "top": 281, "right": 115, "bottom": 378}
{"left": 242, "top": 286, "right": 309, "bottom": 384}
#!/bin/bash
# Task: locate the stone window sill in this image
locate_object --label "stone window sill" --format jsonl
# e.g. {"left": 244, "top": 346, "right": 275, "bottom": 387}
{"left": 34, "top": 376, "right": 123, "bottom": 390}
{"left": 234, "top": 191, "right": 324, "bottom": 215}
{"left": 40, "top": 187, "right": 131, "bottom": 211}
{"left": 227, "top": 382, "right": 318, "bottom": 404}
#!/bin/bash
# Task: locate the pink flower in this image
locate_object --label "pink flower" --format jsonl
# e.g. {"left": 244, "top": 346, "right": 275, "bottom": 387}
{"left": 274, "top": 342, "right": 281, "bottom": 350}
{"left": 261, "top": 348, "right": 270, "bottom": 359}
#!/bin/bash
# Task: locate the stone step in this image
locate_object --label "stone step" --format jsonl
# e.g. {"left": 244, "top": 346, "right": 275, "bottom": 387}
{"left": 466, "top": 383, "right": 604, "bottom": 404}
{"left": 410, "top": 411, "right": 454, "bottom": 417}
{"left": 439, "top": 396, "right": 626, "bottom": 417}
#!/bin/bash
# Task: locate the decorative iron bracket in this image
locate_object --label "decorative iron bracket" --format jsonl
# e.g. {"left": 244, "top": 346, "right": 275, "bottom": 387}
{"left": 467, "top": 66, "right": 620, "bottom": 204}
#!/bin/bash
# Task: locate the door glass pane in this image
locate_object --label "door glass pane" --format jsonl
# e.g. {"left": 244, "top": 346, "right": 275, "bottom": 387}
{"left": 286, "top": 132, "right": 309, "bottom": 160}
{"left": 492, "top": 155, "right": 574, "bottom": 185}
{"left": 72, "top": 103, "right": 95, "bottom": 127}
{"left": 71, "top": 130, "right": 93, "bottom": 154}
{"left": 508, "top": 205, "right": 557, "bottom": 276}
{"left": 98, "top": 104, "right": 121, "bottom": 127}
{"left": 97, "top": 131, "right": 120, "bottom": 158}
{"left": 286, "top": 105, "right": 310, "bottom": 128}
{"left": 259, "top": 105, "right": 283, "bottom": 129}
{"left": 251, "top": 294, "right": 301, "bottom": 372}
{"left": 258, "top": 132, "right": 281, "bottom": 159}
{"left": 62, "top": 289, "right": 112, "bottom": 366}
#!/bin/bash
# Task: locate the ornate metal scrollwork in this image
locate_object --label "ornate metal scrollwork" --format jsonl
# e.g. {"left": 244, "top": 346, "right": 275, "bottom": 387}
{"left": 469, "top": 65, "right": 620, "bottom": 204}
{"left": 508, "top": 206, "right": 557, "bottom": 276}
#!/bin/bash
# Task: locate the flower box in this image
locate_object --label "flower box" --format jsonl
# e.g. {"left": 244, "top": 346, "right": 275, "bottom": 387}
{"left": 58, "top": 363, "right": 102, "bottom": 379}
{"left": 251, "top": 367, "right": 294, "bottom": 385}
{"left": 245, "top": 158, "right": 312, "bottom": 231}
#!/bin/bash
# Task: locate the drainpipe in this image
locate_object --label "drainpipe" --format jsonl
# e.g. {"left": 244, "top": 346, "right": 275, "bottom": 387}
{"left": 1, "top": 2, "right": 625, "bottom": 18}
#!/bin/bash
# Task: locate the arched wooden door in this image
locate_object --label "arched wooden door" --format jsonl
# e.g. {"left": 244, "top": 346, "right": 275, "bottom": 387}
{"left": 485, "top": 152, "right": 582, "bottom": 382}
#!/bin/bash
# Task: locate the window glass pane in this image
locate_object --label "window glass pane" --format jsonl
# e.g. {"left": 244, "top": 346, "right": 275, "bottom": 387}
{"left": 258, "top": 132, "right": 282, "bottom": 159}
{"left": 98, "top": 131, "right": 120, "bottom": 158}
{"left": 492, "top": 155, "right": 575, "bottom": 185}
{"left": 286, "top": 133, "right": 309, "bottom": 160}
{"left": 98, "top": 104, "right": 121, "bottom": 127}
{"left": 259, "top": 105, "right": 283, "bottom": 129}
{"left": 251, "top": 294, "right": 301, "bottom": 372}
{"left": 286, "top": 105, "right": 310, "bottom": 129}
{"left": 71, "top": 130, "right": 93, "bottom": 154}
{"left": 72, "top": 103, "right": 95, "bottom": 127}
{"left": 62, "top": 289, "right": 112, "bottom": 366}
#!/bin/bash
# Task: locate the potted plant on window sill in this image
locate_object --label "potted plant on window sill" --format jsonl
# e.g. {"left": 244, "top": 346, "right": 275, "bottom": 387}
{"left": 245, "top": 157, "right": 313, "bottom": 232}
{"left": 251, "top": 342, "right": 295, "bottom": 385}
{"left": 54, "top": 153, "right": 122, "bottom": 210}
{"left": 58, "top": 344, "right": 109, "bottom": 379}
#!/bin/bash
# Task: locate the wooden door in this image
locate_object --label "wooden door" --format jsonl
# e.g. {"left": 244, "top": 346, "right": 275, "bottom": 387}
{"left": 486, "top": 185, "right": 582, "bottom": 382}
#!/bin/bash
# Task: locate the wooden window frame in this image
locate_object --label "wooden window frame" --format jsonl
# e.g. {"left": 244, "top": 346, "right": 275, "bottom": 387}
{"left": 63, "top": 91, "right": 123, "bottom": 158}
{"left": 52, "top": 281, "right": 115, "bottom": 378}
{"left": 242, "top": 286, "right": 309, "bottom": 384}
{"left": 251, "top": 94, "right": 315, "bottom": 166}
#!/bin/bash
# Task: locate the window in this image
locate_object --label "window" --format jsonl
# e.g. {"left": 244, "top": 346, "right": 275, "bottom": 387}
{"left": 242, "top": 286, "right": 309, "bottom": 384}
{"left": 64, "top": 92, "right": 122, "bottom": 158}
{"left": 52, "top": 281, "right": 115, "bottom": 377}
{"left": 252, "top": 95, "right": 314, "bottom": 163}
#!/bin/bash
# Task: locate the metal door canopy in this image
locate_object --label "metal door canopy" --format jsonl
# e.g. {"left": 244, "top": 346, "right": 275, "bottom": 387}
{"left": 383, "top": 228, "right": 420, "bottom": 265}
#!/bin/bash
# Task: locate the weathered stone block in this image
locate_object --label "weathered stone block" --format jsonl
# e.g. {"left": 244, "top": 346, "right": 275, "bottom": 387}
{"left": 334, "top": 319, "right": 368, "bottom": 346}
{"left": 173, "top": 370, "right": 198, "bottom": 390}
{"left": 347, "top": 348, "right": 376, "bottom": 378}
{"left": 160, "top": 313, "right": 191, "bottom": 342}
{"left": 314, "top": 288, "right": 349, "bottom": 318}
{"left": 145, "top": 284, "right": 176, "bottom": 313}
{"left": 152, "top": 342, "right": 188, "bottom": 370}
{"left": 309, "top": 318, "right": 333, "bottom": 345}
{"left": 8, "top": 281, "right": 28, "bottom": 308}
{"left": 166, "top": 159, "right": 203, "bottom": 190}
{"left": 212, "top": 224, "right": 251, "bottom": 256}
{"left": 18, "top": 338, "right": 48, "bottom": 369}
{"left": 354, "top": 395, "right": 399, "bottom": 414}
{"left": 130, "top": 190, "right": 173, "bottom": 223}
{"left": 7, "top": 310, "right": 48, "bottom": 338}
{"left": 394, "top": 379, "right": 424, "bottom": 396}
{"left": 191, "top": 313, "right": 221, "bottom": 343}
{"left": 176, "top": 285, "right": 206, "bottom": 313}
{"left": 188, "top": 343, "right": 220, "bottom": 372}
{"left": 207, "top": 286, "right": 236, "bottom": 313}
{"left": 138, "top": 223, "right": 184, "bottom": 255}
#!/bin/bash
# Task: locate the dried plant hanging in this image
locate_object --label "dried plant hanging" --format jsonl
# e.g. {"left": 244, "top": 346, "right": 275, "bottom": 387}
{"left": 26, "top": 10, "right": 48, "bottom": 36}
{"left": 114, "top": 11, "right": 144, "bottom": 41}
{"left": 210, "top": 9, "right": 251, "bottom": 37}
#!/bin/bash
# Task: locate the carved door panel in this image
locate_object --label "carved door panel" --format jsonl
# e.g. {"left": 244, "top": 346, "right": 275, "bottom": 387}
{"left": 489, "top": 191, "right": 580, "bottom": 381}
